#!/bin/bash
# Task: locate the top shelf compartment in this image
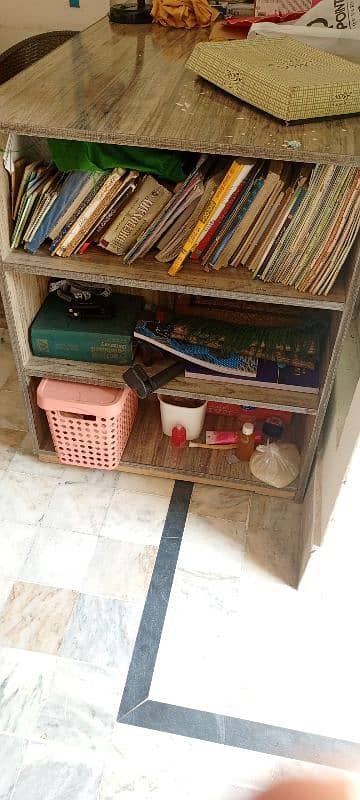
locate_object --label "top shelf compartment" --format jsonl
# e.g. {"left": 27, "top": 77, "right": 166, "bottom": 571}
{"left": 0, "top": 21, "right": 360, "bottom": 165}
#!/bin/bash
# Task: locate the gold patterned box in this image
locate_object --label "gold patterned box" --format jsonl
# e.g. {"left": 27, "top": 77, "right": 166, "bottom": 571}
{"left": 187, "top": 37, "right": 360, "bottom": 122}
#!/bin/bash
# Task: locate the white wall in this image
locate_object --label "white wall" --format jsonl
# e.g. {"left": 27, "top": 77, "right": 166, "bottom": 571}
{"left": 0, "top": 0, "right": 108, "bottom": 51}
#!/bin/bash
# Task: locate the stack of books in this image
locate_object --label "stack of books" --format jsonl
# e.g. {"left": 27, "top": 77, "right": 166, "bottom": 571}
{"left": 9, "top": 154, "right": 360, "bottom": 296}
{"left": 166, "top": 159, "right": 360, "bottom": 296}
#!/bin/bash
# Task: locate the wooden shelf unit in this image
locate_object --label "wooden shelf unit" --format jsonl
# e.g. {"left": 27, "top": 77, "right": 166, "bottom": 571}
{"left": 0, "top": 19, "right": 359, "bottom": 503}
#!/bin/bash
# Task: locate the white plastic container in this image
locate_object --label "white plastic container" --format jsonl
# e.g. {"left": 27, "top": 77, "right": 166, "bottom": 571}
{"left": 159, "top": 395, "right": 207, "bottom": 441}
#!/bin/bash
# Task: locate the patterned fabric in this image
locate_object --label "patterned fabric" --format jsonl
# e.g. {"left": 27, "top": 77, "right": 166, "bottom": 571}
{"left": 137, "top": 316, "right": 327, "bottom": 370}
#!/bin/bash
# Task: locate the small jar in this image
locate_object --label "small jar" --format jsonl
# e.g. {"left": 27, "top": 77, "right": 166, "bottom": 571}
{"left": 237, "top": 422, "right": 255, "bottom": 461}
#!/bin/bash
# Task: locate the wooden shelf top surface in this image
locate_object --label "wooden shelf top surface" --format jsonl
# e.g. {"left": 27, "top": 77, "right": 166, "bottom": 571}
{"left": 25, "top": 354, "right": 318, "bottom": 415}
{"left": 5, "top": 247, "right": 345, "bottom": 310}
{"left": 1, "top": 19, "right": 360, "bottom": 164}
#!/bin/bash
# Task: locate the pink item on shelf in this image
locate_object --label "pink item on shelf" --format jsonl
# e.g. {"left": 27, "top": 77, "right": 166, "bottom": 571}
{"left": 206, "top": 431, "right": 239, "bottom": 444}
{"left": 37, "top": 378, "right": 138, "bottom": 470}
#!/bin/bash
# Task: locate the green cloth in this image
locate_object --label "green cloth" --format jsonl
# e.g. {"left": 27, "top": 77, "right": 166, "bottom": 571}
{"left": 47, "top": 139, "right": 187, "bottom": 182}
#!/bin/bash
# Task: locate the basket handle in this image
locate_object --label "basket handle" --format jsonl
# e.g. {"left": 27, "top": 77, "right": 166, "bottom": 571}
{"left": 59, "top": 410, "right": 96, "bottom": 421}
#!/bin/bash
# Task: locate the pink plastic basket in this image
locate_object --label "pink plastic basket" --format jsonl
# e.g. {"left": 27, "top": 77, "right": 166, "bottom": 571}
{"left": 37, "top": 378, "right": 138, "bottom": 470}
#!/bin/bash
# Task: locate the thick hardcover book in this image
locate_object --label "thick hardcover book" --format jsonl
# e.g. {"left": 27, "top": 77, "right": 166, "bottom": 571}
{"left": 30, "top": 292, "right": 142, "bottom": 366}
{"left": 99, "top": 175, "right": 172, "bottom": 255}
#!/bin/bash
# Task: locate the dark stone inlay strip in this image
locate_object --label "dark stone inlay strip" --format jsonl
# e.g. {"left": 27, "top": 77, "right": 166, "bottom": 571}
{"left": 121, "top": 700, "right": 360, "bottom": 772}
{"left": 118, "top": 480, "right": 193, "bottom": 718}
{"left": 118, "top": 479, "right": 360, "bottom": 772}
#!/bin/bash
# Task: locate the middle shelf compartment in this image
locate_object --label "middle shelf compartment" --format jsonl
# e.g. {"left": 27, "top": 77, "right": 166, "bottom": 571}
{"left": 4, "top": 267, "right": 333, "bottom": 417}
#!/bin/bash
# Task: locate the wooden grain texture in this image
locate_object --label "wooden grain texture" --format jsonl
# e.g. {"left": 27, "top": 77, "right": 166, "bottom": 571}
{"left": 38, "top": 399, "right": 297, "bottom": 498}
{"left": 0, "top": 20, "right": 360, "bottom": 164}
{"left": 295, "top": 235, "right": 360, "bottom": 501}
{"left": 5, "top": 248, "right": 346, "bottom": 310}
{"left": 0, "top": 274, "right": 44, "bottom": 448}
{"left": 24, "top": 354, "right": 318, "bottom": 414}
{"left": 3, "top": 271, "right": 48, "bottom": 364}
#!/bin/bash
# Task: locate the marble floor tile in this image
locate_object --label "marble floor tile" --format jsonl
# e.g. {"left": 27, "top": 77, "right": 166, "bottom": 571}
{"left": 101, "top": 489, "right": 169, "bottom": 545}
{"left": 42, "top": 481, "right": 115, "bottom": 536}
{"left": 0, "top": 521, "right": 35, "bottom": 579}
{"left": 34, "top": 658, "right": 122, "bottom": 753}
{"left": 0, "top": 391, "right": 27, "bottom": 432}
{"left": 0, "top": 734, "right": 27, "bottom": 800}
{"left": 60, "top": 592, "right": 143, "bottom": 670}
{"left": 0, "top": 579, "right": 12, "bottom": 613}
{"left": 12, "top": 741, "right": 104, "bottom": 800}
{"left": 245, "top": 525, "right": 298, "bottom": 587}
{"left": 178, "top": 512, "right": 246, "bottom": 579}
{"left": 0, "top": 647, "right": 55, "bottom": 737}
{"left": 20, "top": 528, "right": 98, "bottom": 591}
{"left": 150, "top": 568, "right": 243, "bottom": 714}
{"left": 247, "top": 494, "right": 302, "bottom": 535}
{"left": 60, "top": 464, "right": 120, "bottom": 488}
{"left": 0, "top": 472, "right": 58, "bottom": 525}
{"left": 8, "top": 451, "right": 65, "bottom": 479}
{"left": 152, "top": 560, "right": 360, "bottom": 742}
{"left": 0, "top": 429, "right": 27, "bottom": 469}
{"left": 0, "top": 582, "right": 77, "bottom": 655}
{"left": 82, "top": 538, "right": 157, "bottom": 603}
{"left": 116, "top": 472, "right": 174, "bottom": 496}
{"left": 100, "top": 723, "right": 280, "bottom": 800}
{"left": 189, "top": 484, "right": 250, "bottom": 524}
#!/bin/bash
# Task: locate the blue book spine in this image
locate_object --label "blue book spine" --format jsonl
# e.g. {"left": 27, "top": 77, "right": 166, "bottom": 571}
{"left": 25, "top": 171, "right": 94, "bottom": 253}
{"left": 208, "top": 179, "right": 265, "bottom": 269}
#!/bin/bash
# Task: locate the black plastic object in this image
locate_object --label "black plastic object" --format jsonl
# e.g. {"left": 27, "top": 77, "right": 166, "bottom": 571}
{"left": 262, "top": 417, "right": 284, "bottom": 440}
{"left": 109, "top": 4, "right": 152, "bottom": 23}
{"left": 123, "top": 361, "right": 184, "bottom": 399}
{"left": 67, "top": 302, "right": 114, "bottom": 320}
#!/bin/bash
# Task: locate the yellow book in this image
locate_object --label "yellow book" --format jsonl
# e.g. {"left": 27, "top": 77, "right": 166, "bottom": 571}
{"left": 167, "top": 160, "right": 254, "bottom": 277}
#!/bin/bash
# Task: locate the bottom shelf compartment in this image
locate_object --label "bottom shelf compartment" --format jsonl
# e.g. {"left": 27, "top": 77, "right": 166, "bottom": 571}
{"left": 39, "top": 396, "right": 307, "bottom": 500}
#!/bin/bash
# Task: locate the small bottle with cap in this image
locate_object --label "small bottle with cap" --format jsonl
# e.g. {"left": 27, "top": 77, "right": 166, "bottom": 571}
{"left": 237, "top": 422, "right": 255, "bottom": 461}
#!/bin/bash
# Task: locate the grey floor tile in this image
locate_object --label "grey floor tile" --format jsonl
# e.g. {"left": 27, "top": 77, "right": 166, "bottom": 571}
{"left": 12, "top": 741, "right": 104, "bottom": 800}
{"left": 34, "top": 658, "right": 122, "bottom": 754}
{"left": 0, "top": 472, "right": 58, "bottom": 525}
{"left": 60, "top": 592, "right": 143, "bottom": 670}
{"left": 0, "top": 521, "right": 36, "bottom": 580}
{"left": 0, "top": 647, "right": 55, "bottom": 738}
{"left": 0, "top": 734, "right": 27, "bottom": 800}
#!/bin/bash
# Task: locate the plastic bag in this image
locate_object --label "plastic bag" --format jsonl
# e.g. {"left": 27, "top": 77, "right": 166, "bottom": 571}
{"left": 248, "top": 0, "right": 360, "bottom": 62}
{"left": 249, "top": 442, "right": 300, "bottom": 488}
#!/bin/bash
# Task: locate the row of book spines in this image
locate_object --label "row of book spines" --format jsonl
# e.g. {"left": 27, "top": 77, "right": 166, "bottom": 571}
{"left": 167, "top": 160, "right": 254, "bottom": 276}
{"left": 167, "top": 157, "right": 360, "bottom": 294}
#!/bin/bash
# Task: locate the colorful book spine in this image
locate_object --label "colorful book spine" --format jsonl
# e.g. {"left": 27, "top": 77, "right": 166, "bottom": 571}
{"left": 191, "top": 180, "right": 246, "bottom": 261}
{"left": 209, "top": 178, "right": 265, "bottom": 270}
{"left": 167, "top": 161, "right": 255, "bottom": 276}
{"left": 25, "top": 171, "right": 94, "bottom": 254}
{"left": 49, "top": 174, "right": 108, "bottom": 254}
{"left": 56, "top": 169, "right": 126, "bottom": 257}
